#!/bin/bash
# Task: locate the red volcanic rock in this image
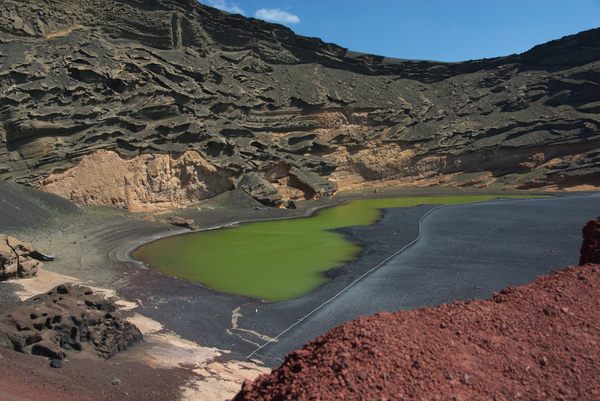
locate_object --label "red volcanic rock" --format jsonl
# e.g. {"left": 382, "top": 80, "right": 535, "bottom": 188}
{"left": 580, "top": 217, "right": 600, "bottom": 265}
{"left": 233, "top": 264, "right": 600, "bottom": 401}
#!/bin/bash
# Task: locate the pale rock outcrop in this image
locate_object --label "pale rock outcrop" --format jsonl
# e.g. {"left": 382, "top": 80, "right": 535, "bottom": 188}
{"left": 0, "top": 235, "right": 51, "bottom": 280}
{"left": 41, "top": 150, "right": 233, "bottom": 212}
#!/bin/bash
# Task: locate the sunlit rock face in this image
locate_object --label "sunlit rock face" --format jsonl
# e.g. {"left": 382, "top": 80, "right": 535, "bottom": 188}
{"left": 1, "top": 0, "right": 600, "bottom": 209}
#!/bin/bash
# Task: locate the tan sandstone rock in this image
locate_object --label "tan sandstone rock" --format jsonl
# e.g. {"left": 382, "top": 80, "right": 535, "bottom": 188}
{"left": 0, "top": 235, "right": 48, "bottom": 280}
{"left": 40, "top": 150, "right": 233, "bottom": 212}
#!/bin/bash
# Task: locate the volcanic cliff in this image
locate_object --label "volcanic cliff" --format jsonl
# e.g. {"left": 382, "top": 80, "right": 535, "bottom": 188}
{"left": 1, "top": 0, "right": 600, "bottom": 210}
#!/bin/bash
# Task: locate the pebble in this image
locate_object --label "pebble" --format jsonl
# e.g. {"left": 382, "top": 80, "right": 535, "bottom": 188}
{"left": 50, "top": 359, "right": 62, "bottom": 369}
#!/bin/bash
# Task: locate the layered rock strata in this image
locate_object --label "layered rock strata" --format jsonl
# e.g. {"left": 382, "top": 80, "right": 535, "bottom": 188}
{"left": 1, "top": 0, "right": 600, "bottom": 210}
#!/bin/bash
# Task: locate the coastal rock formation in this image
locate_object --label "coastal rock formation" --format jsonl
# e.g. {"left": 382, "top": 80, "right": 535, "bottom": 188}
{"left": 1, "top": 0, "right": 600, "bottom": 210}
{"left": 0, "top": 284, "right": 142, "bottom": 360}
{"left": 0, "top": 235, "right": 53, "bottom": 280}
{"left": 233, "top": 263, "right": 600, "bottom": 401}
{"left": 580, "top": 217, "right": 600, "bottom": 265}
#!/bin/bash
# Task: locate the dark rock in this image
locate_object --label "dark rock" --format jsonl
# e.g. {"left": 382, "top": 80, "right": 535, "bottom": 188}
{"left": 237, "top": 173, "right": 282, "bottom": 207}
{"left": 0, "top": 284, "right": 142, "bottom": 360}
{"left": 31, "top": 340, "right": 65, "bottom": 360}
{"left": 50, "top": 359, "right": 63, "bottom": 369}
{"left": 580, "top": 217, "right": 600, "bottom": 265}
{"left": 56, "top": 285, "right": 69, "bottom": 294}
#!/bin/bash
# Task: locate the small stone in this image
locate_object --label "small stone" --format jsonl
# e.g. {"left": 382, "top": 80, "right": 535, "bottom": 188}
{"left": 56, "top": 285, "right": 69, "bottom": 294}
{"left": 50, "top": 359, "right": 62, "bottom": 369}
{"left": 111, "top": 377, "right": 121, "bottom": 386}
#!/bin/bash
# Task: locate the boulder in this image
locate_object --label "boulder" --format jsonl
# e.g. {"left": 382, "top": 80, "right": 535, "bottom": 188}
{"left": 0, "top": 284, "right": 142, "bottom": 360}
{"left": 580, "top": 217, "right": 600, "bottom": 265}
{"left": 165, "top": 216, "right": 199, "bottom": 230}
{"left": 288, "top": 167, "right": 337, "bottom": 199}
{"left": 237, "top": 173, "right": 282, "bottom": 207}
{"left": 0, "top": 235, "right": 52, "bottom": 280}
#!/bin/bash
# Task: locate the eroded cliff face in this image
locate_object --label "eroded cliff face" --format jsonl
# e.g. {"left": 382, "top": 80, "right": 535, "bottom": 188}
{"left": 41, "top": 150, "right": 232, "bottom": 212}
{"left": 1, "top": 0, "right": 600, "bottom": 209}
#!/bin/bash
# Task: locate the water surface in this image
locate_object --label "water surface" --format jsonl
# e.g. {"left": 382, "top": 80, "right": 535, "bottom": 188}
{"left": 133, "top": 195, "right": 542, "bottom": 301}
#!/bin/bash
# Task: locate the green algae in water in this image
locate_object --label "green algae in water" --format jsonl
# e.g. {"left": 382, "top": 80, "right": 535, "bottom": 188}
{"left": 133, "top": 195, "right": 544, "bottom": 302}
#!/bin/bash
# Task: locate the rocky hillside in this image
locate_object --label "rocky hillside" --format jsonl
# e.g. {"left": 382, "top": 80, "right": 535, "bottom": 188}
{"left": 1, "top": 0, "right": 600, "bottom": 210}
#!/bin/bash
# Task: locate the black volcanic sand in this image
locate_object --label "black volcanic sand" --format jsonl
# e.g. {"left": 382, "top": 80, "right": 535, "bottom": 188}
{"left": 1, "top": 186, "right": 599, "bottom": 368}
{"left": 256, "top": 194, "right": 600, "bottom": 363}
{"left": 0, "top": 181, "right": 78, "bottom": 229}
{"left": 118, "top": 203, "right": 438, "bottom": 360}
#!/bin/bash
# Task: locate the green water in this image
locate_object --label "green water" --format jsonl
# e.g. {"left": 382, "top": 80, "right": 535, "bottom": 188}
{"left": 133, "top": 195, "right": 543, "bottom": 302}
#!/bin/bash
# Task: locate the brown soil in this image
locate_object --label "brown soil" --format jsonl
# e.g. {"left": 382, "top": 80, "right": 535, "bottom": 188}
{"left": 233, "top": 263, "right": 600, "bottom": 401}
{"left": 0, "top": 346, "right": 189, "bottom": 401}
{"left": 580, "top": 217, "right": 600, "bottom": 265}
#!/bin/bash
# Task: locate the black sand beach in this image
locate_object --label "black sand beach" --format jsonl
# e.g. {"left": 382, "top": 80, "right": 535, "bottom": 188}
{"left": 1, "top": 186, "right": 598, "bottom": 367}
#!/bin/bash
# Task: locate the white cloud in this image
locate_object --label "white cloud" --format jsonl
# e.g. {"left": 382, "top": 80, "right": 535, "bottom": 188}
{"left": 254, "top": 8, "right": 300, "bottom": 24}
{"left": 202, "top": 0, "right": 245, "bottom": 15}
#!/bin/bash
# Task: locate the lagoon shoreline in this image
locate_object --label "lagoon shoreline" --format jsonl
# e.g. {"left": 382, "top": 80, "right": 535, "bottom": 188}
{"left": 0, "top": 186, "right": 595, "bottom": 400}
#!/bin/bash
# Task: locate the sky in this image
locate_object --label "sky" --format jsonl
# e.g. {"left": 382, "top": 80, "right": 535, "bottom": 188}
{"left": 198, "top": 0, "right": 600, "bottom": 62}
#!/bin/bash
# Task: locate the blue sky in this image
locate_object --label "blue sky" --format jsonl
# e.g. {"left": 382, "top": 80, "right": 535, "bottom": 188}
{"left": 199, "top": 0, "right": 600, "bottom": 62}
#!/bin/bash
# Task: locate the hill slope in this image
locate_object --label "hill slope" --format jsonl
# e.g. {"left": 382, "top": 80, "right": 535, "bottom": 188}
{"left": 1, "top": 0, "right": 599, "bottom": 210}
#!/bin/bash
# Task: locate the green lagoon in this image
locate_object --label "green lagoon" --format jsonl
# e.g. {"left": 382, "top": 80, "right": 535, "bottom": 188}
{"left": 133, "top": 195, "right": 543, "bottom": 302}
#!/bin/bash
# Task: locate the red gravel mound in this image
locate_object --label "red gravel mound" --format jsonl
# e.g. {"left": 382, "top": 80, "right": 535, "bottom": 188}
{"left": 233, "top": 264, "right": 600, "bottom": 401}
{"left": 580, "top": 217, "right": 600, "bottom": 265}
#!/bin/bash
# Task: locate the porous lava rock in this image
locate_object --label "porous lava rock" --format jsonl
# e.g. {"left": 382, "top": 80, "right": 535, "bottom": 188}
{"left": 0, "top": 235, "right": 53, "bottom": 280}
{"left": 580, "top": 217, "right": 600, "bottom": 265}
{"left": 233, "top": 264, "right": 600, "bottom": 401}
{"left": 0, "top": 284, "right": 142, "bottom": 360}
